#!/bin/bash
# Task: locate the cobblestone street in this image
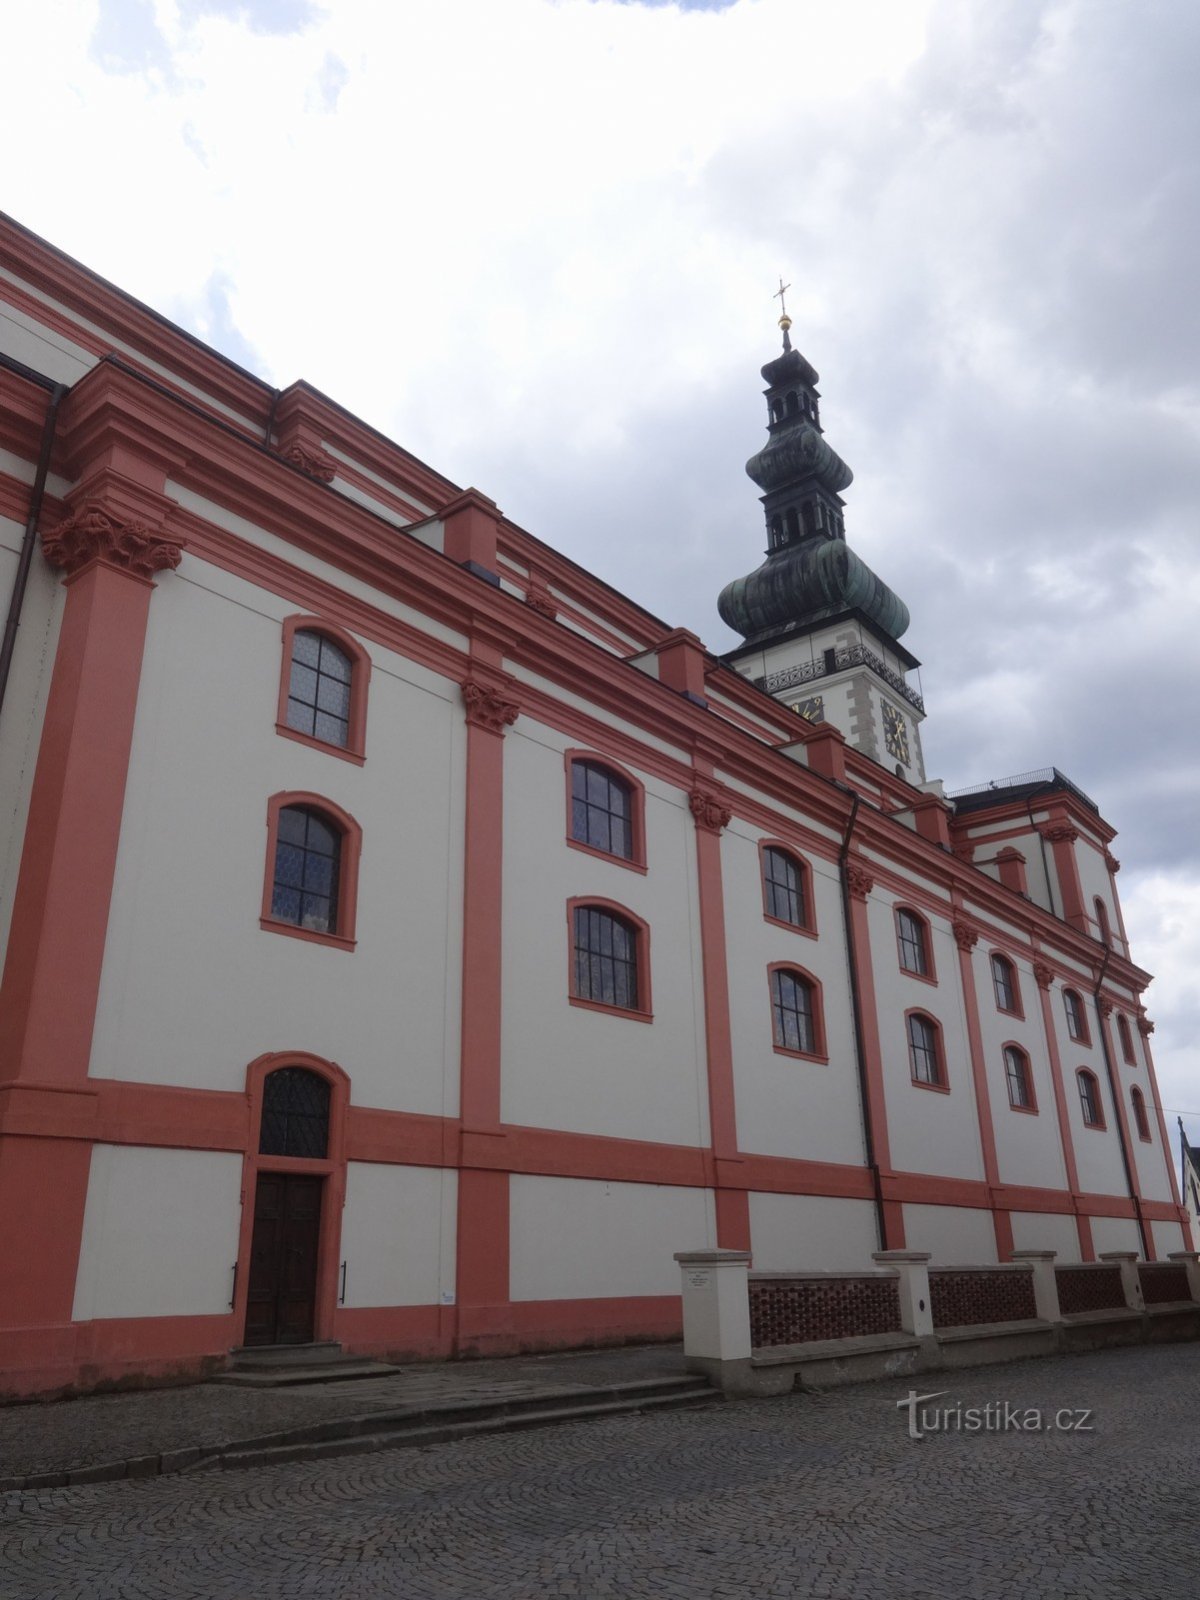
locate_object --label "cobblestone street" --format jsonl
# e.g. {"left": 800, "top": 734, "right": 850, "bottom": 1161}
{"left": 3, "top": 1342, "right": 1197, "bottom": 1599}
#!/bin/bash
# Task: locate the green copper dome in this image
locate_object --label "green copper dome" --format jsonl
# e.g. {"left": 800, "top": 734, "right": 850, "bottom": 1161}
{"left": 718, "top": 537, "right": 910, "bottom": 644}
{"left": 718, "top": 326, "right": 910, "bottom": 649}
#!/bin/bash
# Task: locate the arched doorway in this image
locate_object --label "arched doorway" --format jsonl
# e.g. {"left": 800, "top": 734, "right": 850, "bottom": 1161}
{"left": 238, "top": 1056, "right": 347, "bottom": 1348}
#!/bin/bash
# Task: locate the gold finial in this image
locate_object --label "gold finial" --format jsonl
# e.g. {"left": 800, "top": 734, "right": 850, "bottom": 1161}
{"left": 774, "top": 276, "right": 792, "bottom": 349}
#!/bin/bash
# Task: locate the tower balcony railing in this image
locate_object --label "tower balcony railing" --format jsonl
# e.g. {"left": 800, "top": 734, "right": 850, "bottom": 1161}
{"left": 763, "top": 645, "right": 925, "bottom": 713}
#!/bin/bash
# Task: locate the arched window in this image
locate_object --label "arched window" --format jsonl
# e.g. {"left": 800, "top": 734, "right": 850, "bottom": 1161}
{"left": 570, "top": 901, "right": 648, "bottom": 1015}
{"left": 762, "top": 846, "right": 809, "bottom": 930}
{"left": 991, "top": 954, "right": 1020, "bottom": 1014}
{"left": 1094, "top": 897, "right": 1111, "bottom": 947}
{"left": 261, "top": 793, "right": 361, "bottom": 950}
{"left": 259, "top": 1067, "right": 331, "bottom": 1158}
{"left": 770, "top": 515, "right": 784, "bottom": 547}
{"left": 907, "top": 1012, "right": 945, "bottom": 1089}
{"left": 570, "top": 760, "right": 635, "bottom": 862}
{"left": 1004, "top": 1046, "right": 1035, "bottom": 1111}
{"left": 785, "top": 507, "right": 800, "bottom": 540}
{"left": 1077, "top": 1069, "right": 1104, "bottom": 1129}
{"left": 896, "top": 909, "right": 931, "bottom": 978}
{"left": 1117, "top": 1013, "right": 1136, "bottom": 1065}
{"left": 1063, "top": 988, "right": 1089, "bottom": 1045}
{"left": 785, "top": 390, "right": 800, "bottom": 417}
{"left": 769, "top": 965, "right": 824, "bottom": 1058}
{"left": 1131, "top": 1086, "right": 1151, "bottom": 1142}
{"left": 277, "top": 617, "right": 369, "bottom": 762}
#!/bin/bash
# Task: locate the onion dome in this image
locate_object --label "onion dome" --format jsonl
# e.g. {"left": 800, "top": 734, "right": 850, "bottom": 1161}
{"left": 718, "top": 312, "right": 909, "bottom": 649}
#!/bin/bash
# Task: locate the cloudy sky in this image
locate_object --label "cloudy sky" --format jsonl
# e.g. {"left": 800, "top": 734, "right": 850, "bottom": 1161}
{"left": 4, "top": 0, "right": 1198, "bottom": 1154}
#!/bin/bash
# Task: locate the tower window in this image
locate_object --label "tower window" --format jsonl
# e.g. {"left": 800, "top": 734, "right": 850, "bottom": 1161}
{"left": 1094, "top": 897, "right": 1112, "bottom": 947}
{"left": 1004, "top": 1046, "right": 1035, "bottom": 1111}
{"left": 785, "top": 391, "right": 799, "bottom": 417}
{"left": 990, "top": 953, "right": 1020, "bottom": 1015}
{"left": 571, "top": 760, "right": 634, "bottom": 860}
{"left": 1077, "top": 1069, "right": 1104, "bottom": 1129}
{"left": 770, "top": 966, "right": 824, "bottom": 1058}
{"left": 1131, "top": 1086, "right": 1151, "bottom": 1142}
{"left": 1117, "top": 1014, "right": 1136, "bottom": 1065}
{"left": 569, "top": 901, "right": 650, "bottom": 1017}
{"left": 762, "top": 846, "right": 810, "bottom": 930}
{"left": 907, "top": 1012, "right": 946, "bottom": 1089}
{"left": 277, "top": 617, "right": 370, "bottom": 763}
{"left": 1063, "top": 989, "right": 1089, "bottom": 1044}
{"left": 896, "top": 908, "right": 932, "bottom": 978}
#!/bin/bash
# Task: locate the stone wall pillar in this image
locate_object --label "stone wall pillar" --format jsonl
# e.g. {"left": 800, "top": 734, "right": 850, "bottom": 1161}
{"left": 1167, "top": 1252, "right": 1200, "bottom": 1303}
{"left": 675, "top": 1250, "right": 752, "bottom": 1364}
{"left": 1098, "top": 1251, "right": 1145, "bottom": 1311}
{"left": 873, "top": 1249, "right": 933, "bottom": 1337}
{"left": 1010, "top": 1250, "right": 1062, "bottom": 1323}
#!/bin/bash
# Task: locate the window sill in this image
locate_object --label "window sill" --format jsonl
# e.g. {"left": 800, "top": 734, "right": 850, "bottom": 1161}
{"left": 763, "top": 912, "right": 818, "bottom": 940}
{"left": 772, "top": 1043, "right": 829, "bottom": 1064}
{"left": 1008, "top": 1101, "right": 1040, "bottom": 1116}
{"left": 260, "top": 917, "right": 357, "bottom": 953}
{"left": 900, "top": 966, "right": 939, "bottom": 987}
{"left": 568, "top": 995, "right": 653, "bottom": 1024}
{"left": 275, "top": 722, "right": 366, "bottom": 766}
{"left": 911, "top": 1076, "right": 950, "bottom": 1094}
{"left": 1081, "top": 1121, "right": 1107, "bottom": 1133}
{"left": 995, "top": 1004, "right": 1025, "bottom": 1021}
{"left": 566, "top": 837, "right": 647, "bottom": 874}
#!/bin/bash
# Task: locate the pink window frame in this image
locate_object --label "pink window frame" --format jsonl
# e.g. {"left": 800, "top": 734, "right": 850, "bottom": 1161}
{"left": 564, "top": 750, "right": 648, "bottom": 874}
{"left": 1063, "top": 988, "right": 1090, "bottom": 1046}
{"left": 276, "top": 615, "right": 371, "bottom": 765}
{"left": 1116, "top": 1013, "right": 1136, "bottom": 1065}
{"left": 767, "top": 960, "right": 828, "bottom": 1063}
{"left": 1094, "top": 896, "right": 1111, "bottom": 948}
{"left": 1002, "top": 1041, "right": 1038, "bottom": 1115}
{"left": 989, "top": 950, "right": 1024, "bottom": 1018}
{"left": 1076, "top": 1067, "right": 1105, "bottom": 1130}
{"left": 261, "top": 791, "right": 362, "bottom": 952}
{"left": 905, "top": 1008, "right": 949, "bottom": 1093}
{"left": 566, "top": 896, "right": 653, "bottom": 1021}
{"left": 1130, "top": 1086, "right": 1152, "bottom": 1142}
{"left": 895, "top": 905, "right": 938, "bottom": 986}
{"left": 758, "top": 840, "right": 818, "bottom": 939}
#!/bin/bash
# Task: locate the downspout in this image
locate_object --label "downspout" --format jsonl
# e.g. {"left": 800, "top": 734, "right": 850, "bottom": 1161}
{"left": 1092, "top": 946, "right": 1151, "bottom": 1259}
{"left": 0, "top": 357, "right": 67, "bottom": 725}
{"left": 837, "top": 787, "right": 887, "bottom": 1250}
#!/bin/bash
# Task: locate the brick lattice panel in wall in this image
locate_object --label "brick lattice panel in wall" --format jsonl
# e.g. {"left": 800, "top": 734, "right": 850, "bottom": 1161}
{"left": 749, "top": 1277, "right": 902, "bottom": 1347}
{"left": 928, "top": 1269, "right": 1037, "bottom": 1329}
{"left": 1055, "top": 1265, "right": 1127, "bottom": 1314}
{"left": 1138, "top": 1263, "right": 1191, "bottom": 1304}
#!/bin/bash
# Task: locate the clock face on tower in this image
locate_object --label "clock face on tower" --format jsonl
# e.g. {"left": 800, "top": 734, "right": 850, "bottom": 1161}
{"left": 793, "top": 695, "right": 825, "bottom": 724}
{"left": 882, "top": 703, "right": 909, "bottom": 764}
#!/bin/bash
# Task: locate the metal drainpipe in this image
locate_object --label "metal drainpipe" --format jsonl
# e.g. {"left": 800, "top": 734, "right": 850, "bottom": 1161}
{"left": 0, "top": 358, "right": 68, "bottom": 726}
{"left": 837, "top": 787, "right": 888, "bottom": 1250}
{"left": 1092, "top": 946, "right": 1152, "bottom": 1259}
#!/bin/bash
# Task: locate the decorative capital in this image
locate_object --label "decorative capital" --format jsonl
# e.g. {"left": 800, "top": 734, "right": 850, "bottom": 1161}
{"left": 845, "top": 862, "right": 874, "bottom": 900}
{"left": 1137, "top": 1014, "right": 1155, "bottom": 1037}
{"left": 951, "top": 840, "right": 975, "bottom": 862}
{"left": 42, "top": 500, "right": 184, "bottom": 579}
{"left": 461, "top": 678, "right": 520, "bottom": 734}
{"left": 1043, "top": 823, "right": 1080, "bottom": 845}
{"left": 688, "top": 788, "right": 731, "bottom": 835}
{"left": 524, "top": 580, "right": 557, "bottom": 620}
{"left": 1033, "top": 961, "right": 1055, "bottom": 991}
{"left": 1097, "top": 998, "right": 1114, "bottom": 1019}
{"left": 1104, "top": 850, "right": 1121, "bottom": 874}
{"left": 280, "top": 442, "right": 337, "bottom": 483}
{"left": 951, "top": 920, "right": 979, "bottom": 953}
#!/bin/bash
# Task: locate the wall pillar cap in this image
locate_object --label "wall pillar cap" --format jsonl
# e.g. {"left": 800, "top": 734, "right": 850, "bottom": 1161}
{"left": 674, "top": 1250, "right": 752, "bottom": 1266}
{"left": 1168, "top": 1252, "right": 1200, "bottom": 1263}
{"left": 1009, "top": 1250, "right": 1057, "bottom": 1261}
{"left": 1097, "top": 1251, "right": 1139, "bottom": 1262}
{"left": 872, "top": 1250, "right": 932, "bottom": 1264}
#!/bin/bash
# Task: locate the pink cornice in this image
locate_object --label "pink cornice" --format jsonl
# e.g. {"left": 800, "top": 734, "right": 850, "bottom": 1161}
{"left": 42, "top": 501, "right": 184, "bottom": 579}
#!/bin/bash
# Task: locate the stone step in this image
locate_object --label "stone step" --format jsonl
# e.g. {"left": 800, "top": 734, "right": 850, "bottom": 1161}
{"left": 217, "top": 1359, "right": 401, "bottom": 1388}
{"left": 226, "top": 1342, "right": 344, "bottom": 1369}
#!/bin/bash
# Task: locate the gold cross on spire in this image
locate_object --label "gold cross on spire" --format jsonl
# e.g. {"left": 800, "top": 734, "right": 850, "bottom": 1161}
{"left": 774, "top": 276, "right": 793, "bottom": 349}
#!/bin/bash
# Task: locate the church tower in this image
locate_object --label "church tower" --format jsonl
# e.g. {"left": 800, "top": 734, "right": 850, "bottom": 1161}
{"left": 719, "top": 301, "right": 927, "bottom": 782}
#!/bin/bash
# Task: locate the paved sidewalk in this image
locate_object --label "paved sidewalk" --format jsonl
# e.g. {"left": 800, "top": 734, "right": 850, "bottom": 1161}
{"left": 0, "top": 1343, "right": 685, "bottom": 1481}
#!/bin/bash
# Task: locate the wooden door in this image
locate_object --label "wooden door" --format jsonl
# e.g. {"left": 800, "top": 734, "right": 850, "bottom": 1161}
{"left": 244, "top": 1173, "right": 322, "bottom": 1346}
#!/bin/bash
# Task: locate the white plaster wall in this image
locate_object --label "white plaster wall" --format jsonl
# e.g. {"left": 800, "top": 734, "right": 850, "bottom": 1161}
{"left": 0, "top": 301, "right": 96, "bottom": 385}
{"left": 1122, "top": 1065, "right": 1174, "bottom": 1204}
{"left": 1151, "top": 1219, "right": 1186, "bottom": 1259}
{"left": 73, "top": 1145, "right": 242, "bottom": 1320}
{"left": 1048, "top": 987, "right": 1130, "bottom": 1200}
{"left": 722, "top": 823, "right": 866, "bottom": 1166}
{"left": 1009, "top": 1209, "right": 1082, "bottom": 1261}
{"left": 968, "top": 947, "right": 1068, "bottom": 1192}
{"left": 0, "top": 518, "right": 65, "bottom": 970}
{"left": 340, "top": 1162, "right": 457, "bottom": 1309}
{"left": 902, "top": 1202, "right": 998, "bottom": 1264}
{"left": 866, "top": 892, "right": 987, "bottom": 1183}
{"left": 509, "top": 1175, "right": 715, "bottom": 1301}
{"left": 499, "top": 719, "right": 710, "bottom": 1148}
{"left": 89, "top": 555, "right": 465, "bottom": 1118}
{"left": 748, "top": 1191, "right": 880, "bottom": 1272}
{"left": 1088, "top": 1214, "right": 1142, "bottom": 1256}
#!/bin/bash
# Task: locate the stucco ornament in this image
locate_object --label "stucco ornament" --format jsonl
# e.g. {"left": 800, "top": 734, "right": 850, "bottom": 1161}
{"left": 42, "top": 501, "right": 184, "bottom": 578}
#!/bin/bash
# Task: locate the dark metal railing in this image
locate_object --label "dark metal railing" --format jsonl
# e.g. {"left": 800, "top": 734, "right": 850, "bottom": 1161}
{"left": 763, "top": 645, "right": 924, "bottom": 713}
{"left": 946, "top": 767, "right": 1099, "bottom": 813}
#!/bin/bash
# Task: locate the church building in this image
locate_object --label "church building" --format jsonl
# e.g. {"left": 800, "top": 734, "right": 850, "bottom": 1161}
{"left": 0, "top": 214, "right": 1186, "bottom": 1398}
